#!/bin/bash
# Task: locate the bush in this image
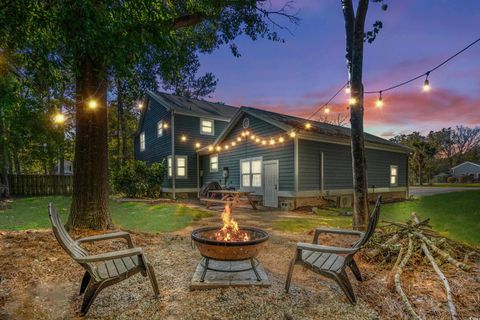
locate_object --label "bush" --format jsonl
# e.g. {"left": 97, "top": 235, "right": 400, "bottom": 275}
{"left": 112, "top": 160, "right": 166, "bottom": 198}
{"left": 446, "top": 176, "right": 457, "bottom": 183}
{"left": 458, "top": 174, "right": 474, "bottom": 183}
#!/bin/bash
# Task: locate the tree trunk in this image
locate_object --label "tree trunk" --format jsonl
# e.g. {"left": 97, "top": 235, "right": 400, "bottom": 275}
{"left": 67, "top": 55, "right": 112, "bottom": 230}
{"left": 342, "top": 0, "right": 370, "bottom": 230}
{"left": 0, "top": 110, "right": 10, "bottom": 197}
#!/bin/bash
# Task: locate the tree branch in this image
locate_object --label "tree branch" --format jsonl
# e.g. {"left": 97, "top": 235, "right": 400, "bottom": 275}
{"left": 172, "top": 13, "right": 208, "bottom": 30}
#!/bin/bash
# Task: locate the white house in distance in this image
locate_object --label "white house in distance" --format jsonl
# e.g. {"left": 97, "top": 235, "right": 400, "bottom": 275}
{"left": 451, "top": 161, "right": 480, "bottom": 180}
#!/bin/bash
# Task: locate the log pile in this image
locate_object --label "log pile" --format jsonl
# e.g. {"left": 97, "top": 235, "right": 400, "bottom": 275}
{"left": 365, "top": 212, "right": 478, "bottom": 320}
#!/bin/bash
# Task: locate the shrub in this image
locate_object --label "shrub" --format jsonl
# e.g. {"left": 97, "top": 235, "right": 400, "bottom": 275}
{"left": 446, "top": 176, "right": 457, "bottom": 183}
{"left": 458, "top": 174, "right": 474, "bottom": 183}
{"left": 113, "top": 160, "right": 166, "bottom": 198}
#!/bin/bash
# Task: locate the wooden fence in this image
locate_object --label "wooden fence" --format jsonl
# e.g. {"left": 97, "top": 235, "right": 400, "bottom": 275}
{"left": 8, "top": 174, "right": 73, "bottom": 195}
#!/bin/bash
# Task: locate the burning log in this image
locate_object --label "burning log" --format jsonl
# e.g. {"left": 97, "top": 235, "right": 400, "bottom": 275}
{"left": 214, "top": 202, "right": 250, "bottom": 242}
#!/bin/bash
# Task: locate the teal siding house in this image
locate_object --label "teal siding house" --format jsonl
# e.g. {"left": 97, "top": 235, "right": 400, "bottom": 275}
{"left": 134, "top": 92, "right": 410, "bottom": 208}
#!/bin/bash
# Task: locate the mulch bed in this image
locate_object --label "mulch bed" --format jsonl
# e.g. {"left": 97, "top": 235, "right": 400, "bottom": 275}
{"left": 0, "top": 227, "right": 479, "bottom": 319}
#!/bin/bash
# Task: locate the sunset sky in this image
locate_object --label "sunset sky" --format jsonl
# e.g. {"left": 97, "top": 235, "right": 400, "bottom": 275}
{"left": 198, "top": 0, "right": 480, "bottom": 138}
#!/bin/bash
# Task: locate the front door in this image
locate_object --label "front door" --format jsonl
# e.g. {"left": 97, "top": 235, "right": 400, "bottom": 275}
{"left": 263, "top": 160, "right": 279, "bottom": 207}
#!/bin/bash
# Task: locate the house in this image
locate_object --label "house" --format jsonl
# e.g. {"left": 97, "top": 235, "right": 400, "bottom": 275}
{"left": 451, "top": 161, "right": 480, "bottom": 180}
{"left": 134, "top": 91, "right": 410, "bottom": 208}
{"left": 52, "top": 160, "right": 74, "bottom": 175}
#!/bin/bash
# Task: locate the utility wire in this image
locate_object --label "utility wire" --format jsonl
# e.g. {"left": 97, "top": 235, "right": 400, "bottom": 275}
{"left": 307, "top": 82, "right": 348, "bottom": 120}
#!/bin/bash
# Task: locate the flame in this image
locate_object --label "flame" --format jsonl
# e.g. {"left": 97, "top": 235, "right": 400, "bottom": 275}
{"left": 214, "top": 203, "right": 250, "bottom": 242}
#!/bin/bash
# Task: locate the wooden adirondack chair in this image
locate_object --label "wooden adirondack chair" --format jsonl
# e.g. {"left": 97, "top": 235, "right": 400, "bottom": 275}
{"left": 48, "top": 203, "right": 159, "bottom": 316}
{"left": 285, "top": 196, "right": 381, "bottom": 304}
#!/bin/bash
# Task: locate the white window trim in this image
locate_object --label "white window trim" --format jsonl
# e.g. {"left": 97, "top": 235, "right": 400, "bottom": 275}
{"left": 140, "top": 132, "right": 145, "bottom": 152}
{"left": 240, "top": 157, "right": 263, "bottom": 191}
{"left": 157, "top": 120, "right": 163, "bottom": 137}
{"left": 168, "top": 155, "right": 188, "bottom": 179}
{"left": 390, "top": 165, "right": 398, "bottom": 186}
{"left": 200, "top": 118, "right": 214, "bottom": 136}
{"left": 210, "top": 154, "right": 219, "bottom": 173}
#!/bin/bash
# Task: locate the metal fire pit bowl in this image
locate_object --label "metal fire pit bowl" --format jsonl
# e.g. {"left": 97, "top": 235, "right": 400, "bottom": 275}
{"left": 191, "top": 226, "right": 269, "bottom": 261}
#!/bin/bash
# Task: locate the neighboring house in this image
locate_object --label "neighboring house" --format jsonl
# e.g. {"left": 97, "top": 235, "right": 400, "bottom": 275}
{"left": 134, "top": 91, "right": 410, "bottom": 208}
{"left": 451, "top": 161, "right": 480, "bottom": 179}
{"left": 52, "top": 160, "right": 74, "bottom": 175}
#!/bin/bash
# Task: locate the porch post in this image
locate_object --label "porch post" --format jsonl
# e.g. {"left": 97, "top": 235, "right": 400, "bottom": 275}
{"left": 171, "top": 111, "right": 176, "bottom": 200}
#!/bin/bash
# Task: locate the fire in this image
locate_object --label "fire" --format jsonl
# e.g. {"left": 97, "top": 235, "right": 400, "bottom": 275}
{"left": 214, "top": 203, "right": 250, "bottom": 242}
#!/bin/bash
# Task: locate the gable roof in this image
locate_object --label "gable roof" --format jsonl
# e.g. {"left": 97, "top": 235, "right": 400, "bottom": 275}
{"left": 451, "top": 161, "right": 480, "bottom": 170}
{"left": 148, "top": 91, "right": 238, "bottom": 120}
{"left": 198, "top": 106, "right": 411, "bottom": 154}
{"left": 134, "top": 91, "right": 239, "bottom": 136}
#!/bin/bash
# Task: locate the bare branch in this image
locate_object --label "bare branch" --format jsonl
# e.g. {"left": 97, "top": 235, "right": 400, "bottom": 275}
{"left": 255, "top": 1, "right": 299, "bottom": 35}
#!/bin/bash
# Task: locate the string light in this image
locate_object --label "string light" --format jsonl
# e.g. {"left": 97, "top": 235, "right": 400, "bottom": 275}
{"left": 375, "top": 91, "right": 383, "bottom": 108}
{"left": 262, "top": 140, "right": 266, "bottom": 145}
{"left": 290, "top": 131, "right": 296, "bottom": 138}
{"left": 225, "top": 145, "right": 229, "bottom": 150}
{"left": 255, "top": 138, "right": 260, "bottom": 143}
{"left": 195, "top": 142, "right": 201, "bottom": 148}
{"left": 423, "top": 72, "right": 430, "bottom": 92}
{"left": 245, "top": 131, "right": 250, "bottom": 135}
{"left": 208, "top": 146, "right": 213, "bottom": 151}
{"left": 241, "top": 132, "right": 246, "bottom": 137}
{"left": 87, "top": 99, "right": 98, "bottom": 110}
{"left": 305, "top": 122, "right": 311, "bottom": 129}
{"left": 349, "top": 97, "right": 357, "bottom": 105}
{"left": 251, "top": 135, "right": 256, "bottom": 140}
{"left": 324, "top": 107, "right": 330, "bottom": 114}
{"left": 53, "top": 113, "right": 66, "bottom": 124}
{"left": 137, "top": 102, "right": 143, "bottom": 109}
{"left": 279, "top": 137, "right": 284, "bottom": 143}
{"left": 345, "top": 83, "right": 351, "bottom": 94}
{"left": 232, "top": 141, "right": 236, "bottom": 146}
{"left": 269, "top": 139, "right": 275, "bottom": 145}
{"left": 163, "top": 123, "right": 169, "bottom": 129}
{"left": 237, "top": 137, "right": 242, "bottom": 142}
{"left": 216, "top": 146, "right": 221, "bottom": 151}
{"left": 181, "top": 135, "right": 187, "bottom": 142}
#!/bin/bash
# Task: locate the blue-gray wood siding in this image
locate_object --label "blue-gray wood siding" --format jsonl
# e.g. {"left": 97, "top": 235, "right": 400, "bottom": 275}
{"left": 201, "top": 114, "right": 295, "bottom": 193}
{"left": 452, "top": 162, "right": 480, "bottom": 177}
{"left": 172, "top": 114, "right": 229, "bottom": 188}
{"left": 298, "top": 139, "right": 407, "bottom": 190}
{"left": 134, "top": 98, "right": 172, "bottom": 187}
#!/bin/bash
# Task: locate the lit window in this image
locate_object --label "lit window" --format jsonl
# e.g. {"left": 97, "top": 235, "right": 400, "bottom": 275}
{"left": 168, "top": 156, "right": 187, "bottom": 178}
{"left": 390, "top": 165, "right": 398, "bottom": 186}
{"left": 241, "top": 158, "right": 262, "bottom": 188}
{"left": 157, "top": 120, "right": 163, "bottom": 137}
{"left": 210, "top": 154, "right": 218, "bottom": 172}
{"left": 200, "top": 119, "right": 214, "bottom": 135}
{"left": 140, "top": 132, "right": 145, "bottom": 151}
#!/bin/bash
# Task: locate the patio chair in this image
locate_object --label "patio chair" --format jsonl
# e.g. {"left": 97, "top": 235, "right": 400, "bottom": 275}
{"left": 48, "top": 203, "right": 159, "bottom": 316}
{"left": 285, "top": 196, "right": 381, "bottom": 304}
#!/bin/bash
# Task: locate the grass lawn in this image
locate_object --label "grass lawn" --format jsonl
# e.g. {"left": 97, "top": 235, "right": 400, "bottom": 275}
{"left": 0, "top": 196, "right": 212, "bottom": 232}
{"left": 274, "top": 190, "right": 480, "bottom": 247}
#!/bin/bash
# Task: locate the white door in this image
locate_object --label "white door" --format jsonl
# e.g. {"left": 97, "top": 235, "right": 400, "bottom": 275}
{"left": 263, "top": 160, "right": 279, "bottom": 207}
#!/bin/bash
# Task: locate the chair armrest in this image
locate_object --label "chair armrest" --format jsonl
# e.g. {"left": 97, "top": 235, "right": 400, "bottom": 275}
{"left": 76, "top": 248, "right": 143, "bottom": 263}
{"left": 77, "top": 231, "right": 134, "bottom": 248}
{"left": 297, "top": 242, "right": 358, "bottom": 255}
{"left": 313, "top": 227, "right": 364, "bottom": 244}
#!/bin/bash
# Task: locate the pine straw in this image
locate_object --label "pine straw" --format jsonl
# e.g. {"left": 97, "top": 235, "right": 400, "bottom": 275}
{"left": 0, "top": 227, "right": 479, "bottom": 320}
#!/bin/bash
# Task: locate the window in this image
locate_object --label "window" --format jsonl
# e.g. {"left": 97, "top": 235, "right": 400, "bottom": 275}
{"left": 241, "top": 158, "right": 262, "bottom": 188}
{"left": 168, "top": 156, "right": 188, "bottom": 178}
{"left": 140, "top": 132, "right": 145, "bottom": 151}
{"left": 157, "top": 120, "right": 163, "bottom": 137}
{"left": 200, "top": 119, "right": 214, "bottom": 135}
{"left": 210, "top": 154, "right": 218, "bottom": 172}
{"left": 390, "top": 165, "right": 398, "bottom": 186}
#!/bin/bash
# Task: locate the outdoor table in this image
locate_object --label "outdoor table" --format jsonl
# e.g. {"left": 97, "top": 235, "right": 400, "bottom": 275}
{"left": 202, "top": 190, "right": 257, "bottom": 210}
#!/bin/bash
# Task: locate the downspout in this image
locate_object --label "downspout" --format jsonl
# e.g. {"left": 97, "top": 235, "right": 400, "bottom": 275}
{"left": 196, "top": 153, "right": 200, "bottom": 199}
{"left": 294, "top": 137, "right": 299, "bottom": 198}
{"left": 171, "top": 111, "right": 176, "bottom": 200}
{"left": 406, "top": 153, "right": 410, "bottom": 199}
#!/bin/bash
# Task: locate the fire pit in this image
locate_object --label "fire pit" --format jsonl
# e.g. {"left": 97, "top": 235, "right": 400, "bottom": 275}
{"left": 191, "top": 203, "right": 269, "bottom": 282}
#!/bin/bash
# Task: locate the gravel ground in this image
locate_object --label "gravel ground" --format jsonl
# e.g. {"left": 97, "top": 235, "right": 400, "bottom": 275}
{"left": 1, "top": 209, "right": 479, "bottom": 319}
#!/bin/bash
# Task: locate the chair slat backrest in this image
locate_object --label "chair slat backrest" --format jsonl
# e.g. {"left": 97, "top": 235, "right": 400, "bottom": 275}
{"left": 354, "top": 196, "right": 382, "bottom": 248}
{"left": 48, "top": 203, "right": 88, "bottom": 259}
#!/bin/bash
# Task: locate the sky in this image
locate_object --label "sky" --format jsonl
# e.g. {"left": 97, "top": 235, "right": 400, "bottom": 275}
{"left": 198, "top": 0, "right": 480, "bottom": 138}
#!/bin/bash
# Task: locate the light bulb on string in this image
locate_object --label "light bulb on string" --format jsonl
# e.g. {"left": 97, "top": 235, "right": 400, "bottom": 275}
{"left": 250, "top": 135, "right": 255, "bottom": 140}
{"left": 53, "top": 113, "right": 66, "bottom": 124}
{"left": 137, "top": 102, "right": 143, "bottom": 109}
{"left": 237, "top": 137, "right": 242, "bottom": 142}
{"left": 208, "top": 146, "right": 213, "bottom": 151}
{"left": 255, "top": 138, "right": 260, "bottom": 143}
{"left": 181, "top": 135, "right": 187, "bottom": 142}
{"left": 262, "top": 140, "right": 266, "bottom": 145}
{"left": 349, "top": 97, "right": 357, "bottom": 106}
{"left": 216, "top": 146, "right": 221, "bottom": 151}
{"left": 375, "top": 91, "right": 383, "bottom": 108}
{"left": 423, "top": 72, "right": 430, "bottom": 92}
{"left": 279, "top": 137, "right": 285, "bottom": 143}
{"left": 290, "top": 131, "right": 296, "bottom": 138}
{"left": 345, "top": 83, "right": 351, "bottom": 94}
{"left": 232, "top": 141, "right": 236, "bottom": 146}
{"left": 324, "top": 107, "right": 330, "bottom": 114}
{"left": 269, "top": 139, "right": 275, "bottom": 145}
{"left": 87, "top": 99, "right": 98, "bottom": 110}
{"left": 305, "top": 122, "right": 311, "bottom": 129}
{"left": 225, "top": 145, "right": 229, "bottom": 150}
{"left": 195, "top": 142, "right": 201, "bottom": 148}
